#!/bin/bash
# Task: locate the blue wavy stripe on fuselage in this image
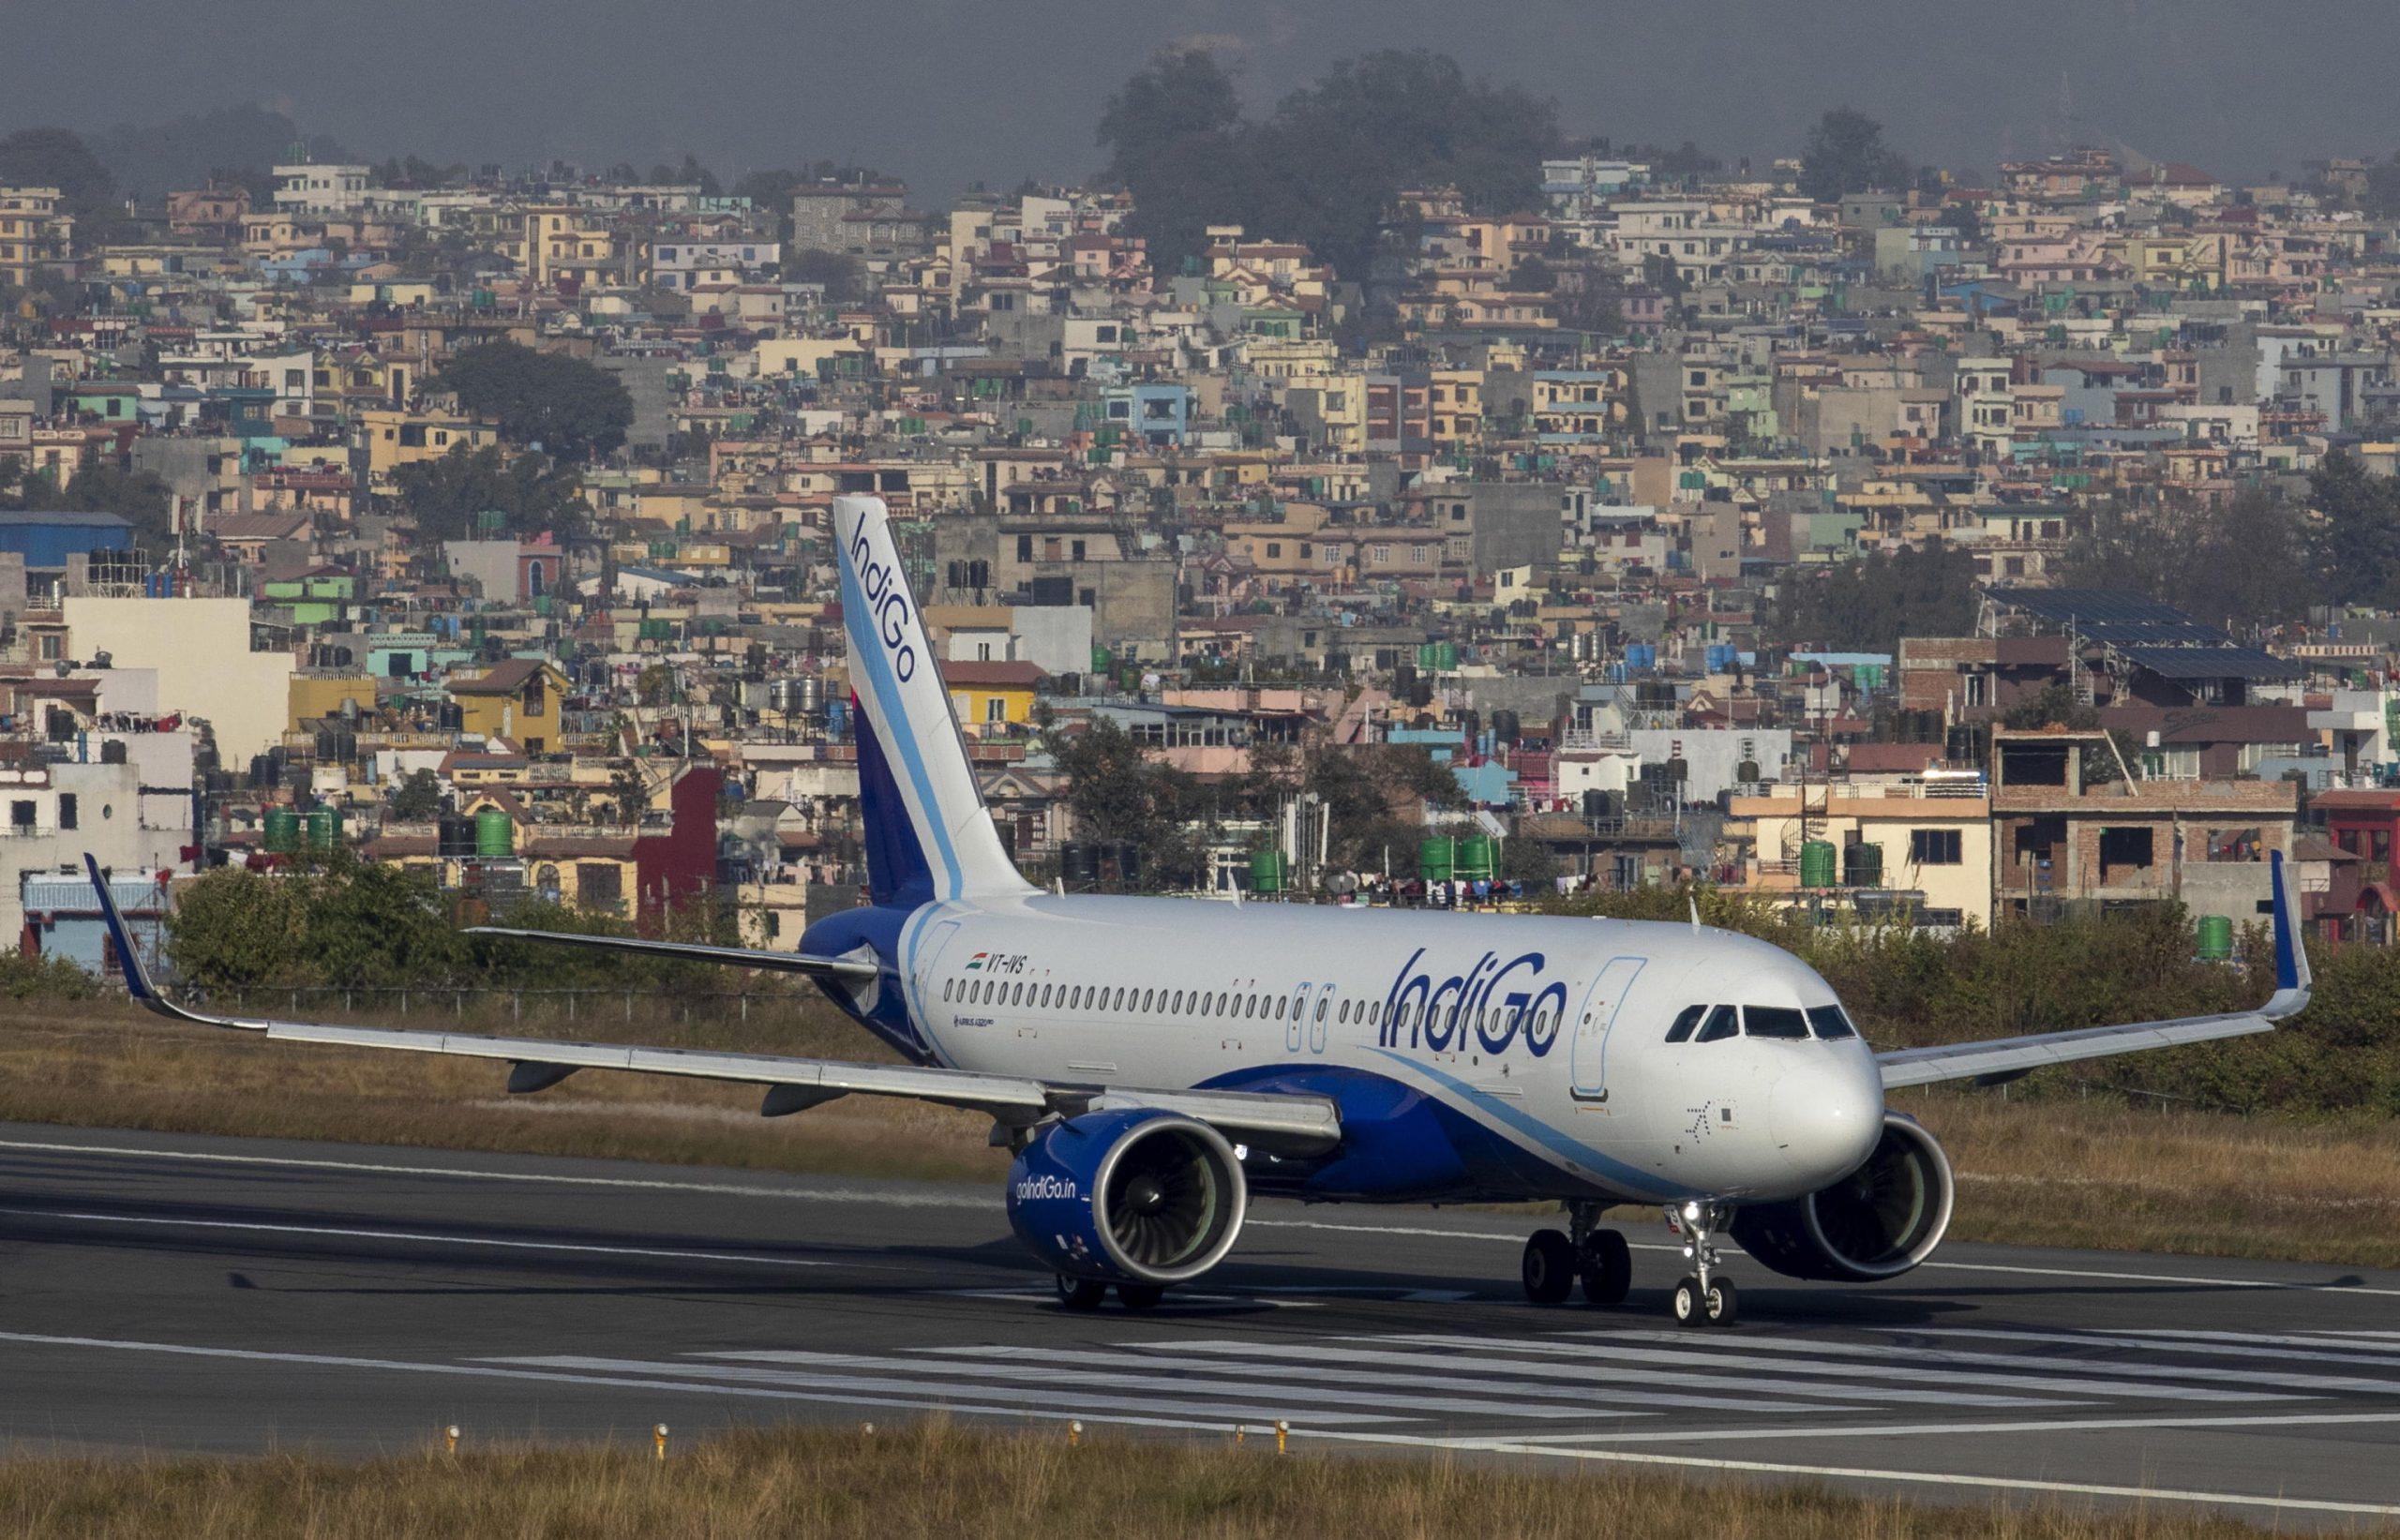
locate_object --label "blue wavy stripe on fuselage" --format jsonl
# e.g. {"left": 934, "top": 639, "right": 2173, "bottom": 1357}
{"left": 1196, "top": 1063, "right": 1656, "bottom": 1204}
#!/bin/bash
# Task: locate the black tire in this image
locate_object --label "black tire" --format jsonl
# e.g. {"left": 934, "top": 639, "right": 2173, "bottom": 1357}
{"left": 1522, "top": 1229, "right": 1575, "bottom": 1305}
{"left": 1704, "top": 1277, "right": 1739, "bottom": 1327}
{"left": 1672, "top": 1275, "right": 1706, "bottom": 1326}
{"left": 1578, "top": 1231, "right": 1632, "bottom": 1306}
{"left": 1056, "top": 1275, "right": 1108, "bottom": 1311}
{"left": 1117, "top": 1282, "right": 1165, "bottom": 1309}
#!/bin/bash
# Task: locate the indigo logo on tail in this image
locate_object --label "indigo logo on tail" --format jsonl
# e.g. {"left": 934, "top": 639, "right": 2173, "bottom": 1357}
{"left": 848, "top": 525, "right": 919, "bottom": 682}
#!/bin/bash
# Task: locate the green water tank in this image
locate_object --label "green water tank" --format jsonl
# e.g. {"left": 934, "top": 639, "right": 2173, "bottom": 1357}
{"left": 1799, "top": 840, "right": 1838, "bottom": 889}
{"left": 1456, "top": 832, "right": 1495, "bottom": 881}
{"left": 1418, "top": 837, "right": 1454, "bottom": 882}
{"left": 473, "top": 808, "right": 514, "bottom": 859}
{"left": 262, "top": 809, "right": 301, "bottom": 854}
{"left": 2196, "top": 913, "right": 2235, "bottom": 961}
{"left": 1250, "top": 848, "right": 1284, "bottom": 894}
{"left": 305, "top": 807, "right": 341, "bottom": 851}
{"left": 1842, "top": 841, "right": 1883, "bottom": 889}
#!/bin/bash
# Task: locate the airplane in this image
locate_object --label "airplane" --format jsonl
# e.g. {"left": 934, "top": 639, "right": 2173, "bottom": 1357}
{"left": 83, "top": 493, "right": 2314, "bottom": 1327}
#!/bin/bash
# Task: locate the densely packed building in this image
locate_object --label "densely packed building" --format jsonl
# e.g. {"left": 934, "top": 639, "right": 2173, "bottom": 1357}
{"left": 8, "top": 142, "right": 2400, "bottom": 970}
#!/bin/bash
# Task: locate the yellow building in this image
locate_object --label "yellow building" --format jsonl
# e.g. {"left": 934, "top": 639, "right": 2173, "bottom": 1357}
{"left": 288, "top": 673, "right": 379, "bottom": 733}
{"left": 448, "top": 659, "right": 568, "bottom": 752}
{"left": 940, "top": 660, "right": 1042, "bottom": 733}
{"left": 353, "top": 408, "right": 499, "bottom": 489}
{"left": 0, "top": 187, "right": 72, "bottom": 290}
{"left": 1730, "top": 779, "right": 1994, "bottom": 930}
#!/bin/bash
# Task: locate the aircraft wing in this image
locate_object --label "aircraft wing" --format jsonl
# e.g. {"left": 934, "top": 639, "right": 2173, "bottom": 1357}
{"left": 462, "top": 925, "right": 879, "bottom": 979}
{"left": 82, "top": 859, "right": 1340, "bottom": 1158}
{"left": 1875, "top": 849, "right": 2310, "bottom": 1090}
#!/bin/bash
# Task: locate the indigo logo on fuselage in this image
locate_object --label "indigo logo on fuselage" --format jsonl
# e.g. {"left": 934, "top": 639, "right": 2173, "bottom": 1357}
{"left": 848, "top": 526, "right": 919, "bottom": 682}
{"left": 1379, "top": 946, "right": 1568, "bottom": 1056}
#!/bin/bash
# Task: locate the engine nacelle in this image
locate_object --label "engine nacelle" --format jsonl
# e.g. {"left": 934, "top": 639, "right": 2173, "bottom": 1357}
{"left": 1731, "top": 1112, "right": 1954, "bottom": 1282}
{"left": 1007, "top": 1109, "right": 1247, "bottom": 1286}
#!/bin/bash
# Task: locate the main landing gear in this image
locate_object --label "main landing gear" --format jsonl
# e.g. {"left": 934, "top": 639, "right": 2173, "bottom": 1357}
{"left": 1518, "top": 1200, "right": 1736, "bottom": 1325}
{"left": 1520, "top": 1202, "right": 1633, "bottom": 1308}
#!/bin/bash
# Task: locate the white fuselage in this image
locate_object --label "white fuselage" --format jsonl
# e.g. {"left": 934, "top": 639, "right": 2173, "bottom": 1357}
{"left": 883, "top": 893, "right": 1886, "bottom": 1206}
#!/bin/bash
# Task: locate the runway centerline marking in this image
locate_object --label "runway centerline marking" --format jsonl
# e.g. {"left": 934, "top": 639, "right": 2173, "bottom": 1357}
{"left": 0, "top": 1206, "right": 832, "bottom": 1270}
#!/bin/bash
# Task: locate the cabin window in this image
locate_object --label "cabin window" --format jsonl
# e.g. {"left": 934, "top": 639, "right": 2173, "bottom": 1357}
{"left": 943, "top": 980, "right": 954, "bottom": 1001}
{"left": 1806, "top": 1005, "right": 1857, "bottom": 1040}
{"left": 1275, "top": 996, "right": 1287, "bottom": 1021}
{"left": 1695, "top": 1005, "right": 1741, "bottom": 1043}
{"left": 1744, "top": 1006, "right": 1810, "bottom": 1040}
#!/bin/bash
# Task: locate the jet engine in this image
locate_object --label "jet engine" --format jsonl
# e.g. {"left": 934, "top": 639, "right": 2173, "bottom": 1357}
{"left": 1007, "top": 1109, "right": 1247, "bottom": 1286}
{"left": 1731, "top": 1112, "right": 1954, "bottom": 1281}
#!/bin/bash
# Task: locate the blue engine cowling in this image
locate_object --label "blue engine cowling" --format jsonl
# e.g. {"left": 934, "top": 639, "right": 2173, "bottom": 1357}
{"left": 1007, "top": 1109, "right": 1248, "bottom": 1286}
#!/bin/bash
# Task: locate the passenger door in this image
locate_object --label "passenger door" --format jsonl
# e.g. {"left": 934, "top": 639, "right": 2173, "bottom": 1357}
{"left": 1568, "top": 956, "right": 1647, "bottom": 1102}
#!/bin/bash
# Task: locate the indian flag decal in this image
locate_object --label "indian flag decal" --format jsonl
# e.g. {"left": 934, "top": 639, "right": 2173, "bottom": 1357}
{"left": 964, "top": 952, "right": 988, "bottom": 970}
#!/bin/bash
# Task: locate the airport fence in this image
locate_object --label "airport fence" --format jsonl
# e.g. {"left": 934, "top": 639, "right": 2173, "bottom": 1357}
{"left": 207, "top": 983, "right": 821, "bottom": 1030}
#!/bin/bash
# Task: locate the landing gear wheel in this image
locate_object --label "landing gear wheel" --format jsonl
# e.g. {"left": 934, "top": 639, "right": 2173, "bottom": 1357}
{"left": 1117, "top": 1282, "right": 1165, "bottom": 1309}
{"left": 1672, "top": 1275, "right": 1706, "bottom": 1326}
{"left": 1522, "top": 1229, "right": 1575, "bottom": 1304}
{"left": 1703, "top": 1277, "right": 1738, "bottom": 1327}
{"left": 1055, "top": 1275, "right": 1108, "bottom": 1311}
{"left": 1578, "top": 1231, "right": 1632, "bottom": 1306}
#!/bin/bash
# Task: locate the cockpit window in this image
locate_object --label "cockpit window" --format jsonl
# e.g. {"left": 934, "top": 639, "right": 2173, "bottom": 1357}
{"left": 1664, "top": 1005, "right": 1705, "bottom": 1042}
{"left": 1694, "top": 1004, "right": 1740, "bottom": 1043}
{"left": 1744, "top": 1006, "right": 1811, "bottom": 1039}
{"left": 1807, "top": 1004, "right": 1858, "bottom": 1040}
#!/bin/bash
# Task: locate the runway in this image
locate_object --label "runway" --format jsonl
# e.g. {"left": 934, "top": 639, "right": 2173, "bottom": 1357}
{"left": 3, "top": 1121, "right": 2398, "bottom": 1523}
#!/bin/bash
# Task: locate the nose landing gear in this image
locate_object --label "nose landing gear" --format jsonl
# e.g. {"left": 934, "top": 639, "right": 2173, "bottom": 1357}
{"left": 1666, "top": 1200, "right": 1738, "bottom": 1327}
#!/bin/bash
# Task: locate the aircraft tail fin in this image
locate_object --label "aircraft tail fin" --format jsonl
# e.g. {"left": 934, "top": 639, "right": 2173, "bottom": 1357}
{"left": 833, "top": 495, "right": 1031, "bottom": 906}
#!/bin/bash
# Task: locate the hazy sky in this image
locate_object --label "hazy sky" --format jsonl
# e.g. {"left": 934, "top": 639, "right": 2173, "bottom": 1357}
{"left": 10, "top": 1, "right": 2396, "bottom": 198}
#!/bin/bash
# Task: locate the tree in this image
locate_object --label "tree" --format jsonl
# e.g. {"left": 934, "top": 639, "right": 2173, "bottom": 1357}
{"left": 391, "top": 769, "right": 442, "bottom": 821}
{"left": 1097, "top": 46, "right": 1251, "bottom": 277}
{"left": 0, "top": 458, "right": 174, "bottom": 552}
{"left": 1046, "top": 718, "right": 1208, "bottom": 887}
{"left": 1770, "top": 544, "right": 1980, "bottom": 652}
{"left": 394, "top": 444, "right": 589, "bottom": 546}
{"left": 2062, "top": 488, "right": 2313, "bottom": 632}
{"left": 0, "top": 127, "right": 119, "bottom": 232}
{"left": 2306, "top": 450, "right": 2400, "bottom": 606}
{"left": 785, "top": 248, "right": 862, "bottom": 303}
{"left": 1798, "top": 108, "right": 1911, "bottom": 202}
{"left": 437, "top": 341, "right": 634, "bottom": 459}
{"left": 1097, "top": 47, "right": 1561, "bottom": 279}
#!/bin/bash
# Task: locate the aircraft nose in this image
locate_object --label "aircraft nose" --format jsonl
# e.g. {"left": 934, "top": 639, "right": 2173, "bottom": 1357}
{"left": 1769, "top": 1053, "right": 1885, "bottom": 1182}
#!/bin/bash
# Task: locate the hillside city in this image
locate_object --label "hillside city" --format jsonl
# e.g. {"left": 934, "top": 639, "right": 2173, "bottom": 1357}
{"left": 10, "top": 62, "right": 2400, "bottom": 980}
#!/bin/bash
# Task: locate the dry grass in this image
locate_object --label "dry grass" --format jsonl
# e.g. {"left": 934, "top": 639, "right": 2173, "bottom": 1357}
{"left": 0, "top": 997, "right": 1007, "bottom": 1184}
{"left": 1901, "top": 1089, "right": 2400, "bottom": 1269}
{"left": 0, "top": 1419, "right": 2376, "bottom": 1540}
{"left": 6, "top": 1000, "right": 2399, "bottom": 1269}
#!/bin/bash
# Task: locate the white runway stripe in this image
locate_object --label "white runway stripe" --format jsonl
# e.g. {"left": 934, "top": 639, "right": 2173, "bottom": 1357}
{"left": 2110, "top": 1328, "right": 2400, "bottom": 1357}
{"left": 923, "top": 1340, "right": 2040, "bottom": 1412}
{"left": 0, "top": 1206, "right": 832, "bottom": 1269}
{"left": 1402, "top": 1332, "right": 2289, "bottom": 1404}
{"left": 490, "top": 1354, "right": 1398, "bottom": 1427}
{"left": 1899, "top": 1328, "right": 2400, "bottom": 1391}
{"left": 706, "top": 1348, "right": 1623, "bottom": 1422}
{"left": 1157, "top": 1338, "right": 1933, "bottom": 1414}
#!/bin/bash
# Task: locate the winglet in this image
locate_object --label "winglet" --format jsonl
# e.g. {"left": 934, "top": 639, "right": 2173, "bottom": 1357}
{"left": 2263, "top": 847, "right": 2311, "bottom": 1020}
{"left": 83, "top": 853, "right": 160, "bottom": 1003}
